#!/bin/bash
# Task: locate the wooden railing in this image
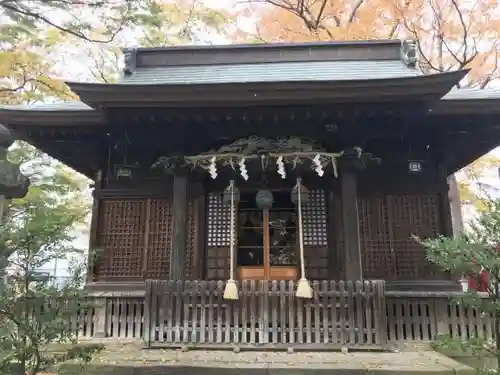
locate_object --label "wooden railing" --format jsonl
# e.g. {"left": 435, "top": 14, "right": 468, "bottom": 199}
{"left": 16, "top": 283, "right": 496, "bottom": 347}
{"left": 143, "top": 280, "right": 388, "bottom": 349}
{"left": 386, "top": 291, "right": 495, "bottom": 343}
{"left": 20, "top": 297, "right": 145, "bottom": 340}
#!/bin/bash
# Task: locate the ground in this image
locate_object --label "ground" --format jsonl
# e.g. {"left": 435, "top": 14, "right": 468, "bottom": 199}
{"left": 53, "top": 340, "right": 476, "bottom": 375}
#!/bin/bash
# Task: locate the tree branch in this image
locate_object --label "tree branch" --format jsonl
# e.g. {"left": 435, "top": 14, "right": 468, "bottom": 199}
{"left": 1, "top": 0, "right": 133, "bottom": 43}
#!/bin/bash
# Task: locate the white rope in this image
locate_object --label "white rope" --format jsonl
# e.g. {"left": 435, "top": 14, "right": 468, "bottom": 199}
{"left": 297, "top": 178, "right": 306, "bottom": 279}
{"left": 229, "top": 180, "right": 235, "bottom": 280}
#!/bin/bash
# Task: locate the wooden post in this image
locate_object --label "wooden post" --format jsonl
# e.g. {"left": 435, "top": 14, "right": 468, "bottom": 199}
{"left": 327, "top": 190, "right": 339, "bottom": 279}
{"left": 92, "top": 297, "right": 108, "bottom": 338}
{"left": 448, "top": 174, "right": 463, "bottom": 237}
{"left": 86, "top": 170, "right": 103, "bottom": 284}
{"left": 438, "top": 163, "right": 454, "bottom": 238}
{"left": 341, "top": 168, "right": 363, "bottom": 281}
{"left": 263, "top": 208, "right": 270, "bottom": 280}
{"left": 169, "top": 174, "right": 188, "bottom": 280}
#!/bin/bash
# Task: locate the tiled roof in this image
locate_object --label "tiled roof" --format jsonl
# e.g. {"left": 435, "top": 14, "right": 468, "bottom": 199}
{"left": 118, "top": 60, "right": 421, "bottom": 85}
{"left": 0, "top": 101, "right": 93, "bottom": 111}
{"left": 442, "top": 88, "right": 500, "bottom": 100}
{"left": 3, "top": 80, "right": 500, "bottom": 113}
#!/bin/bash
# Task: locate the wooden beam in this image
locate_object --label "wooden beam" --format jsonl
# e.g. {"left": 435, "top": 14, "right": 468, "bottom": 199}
{"left": 169, "top": 174, "right": 188, "bottom": 280}
{"left": 340, "top": 168, "right": 363, "bottom": 281}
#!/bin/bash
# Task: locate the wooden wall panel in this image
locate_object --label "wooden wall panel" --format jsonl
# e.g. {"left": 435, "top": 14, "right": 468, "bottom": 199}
{"left": 389, "top": 195, "right": 444, "bottom": 279}
{"left": 95, "top": 197, "right": 174, "bottom": 281}
{"left": 184, "top": 201, "right": 197, "bottom": 279}
{"left": 358, "top": 196, "right": 394, "bottom": 279}
{"left": 144, "top": 199, "right": 172, "bottom": 279}
{"left": 358, "top": 194, "right": 446, "bottom": 281}
{"left": 97, "top": 199, "right": 148, "bottom": 280}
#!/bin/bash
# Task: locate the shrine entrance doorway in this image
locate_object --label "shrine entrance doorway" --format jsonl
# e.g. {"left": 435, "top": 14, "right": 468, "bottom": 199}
{"left": 236, "top": 190, "right": 299, "bottom": 281}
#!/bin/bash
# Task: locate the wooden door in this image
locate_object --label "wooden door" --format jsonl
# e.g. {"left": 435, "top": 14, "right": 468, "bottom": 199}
{"left": 237, "top": 191, "right": 298, "bottom": 281}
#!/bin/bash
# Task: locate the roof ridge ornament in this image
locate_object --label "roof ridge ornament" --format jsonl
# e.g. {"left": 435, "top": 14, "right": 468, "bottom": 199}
{"left": 401, "top": 39, "right": 417, "bottom": 68}
{"left": 123, "top": 49, "right": 137, "bottom": 76}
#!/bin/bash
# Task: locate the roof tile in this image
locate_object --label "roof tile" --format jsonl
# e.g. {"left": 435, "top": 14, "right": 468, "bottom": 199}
{"left": 118, "top": 60, "right": 421, "bottom": 85}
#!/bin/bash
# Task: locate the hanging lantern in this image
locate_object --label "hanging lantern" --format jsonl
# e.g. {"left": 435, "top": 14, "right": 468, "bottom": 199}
{"left": 222, "top": 182, "right": 240, "bottom": 205}
{"left": 256, "top": 189, "right": 274, "bottom": 209}
{"left": 291, "top": 182, "right": 309, "bottom": 205}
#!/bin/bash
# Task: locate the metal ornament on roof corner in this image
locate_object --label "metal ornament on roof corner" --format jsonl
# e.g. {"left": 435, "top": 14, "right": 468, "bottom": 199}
{"left": 0, "top": 125, "right": 30, "bottom": 199}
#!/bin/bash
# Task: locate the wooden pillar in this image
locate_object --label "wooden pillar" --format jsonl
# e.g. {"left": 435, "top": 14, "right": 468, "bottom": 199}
{"left": 169, "top": 174, "right": 188, "bottom": 280}
{"left": 87, "top": 170, "right": 102, "bottom": 284}
{"left": 92, "top": 298, "right": 108, "bottom": 338}
{"left": 438, "top": 163, "right": 454, "bottom": 238}
{"left": 341, "top": 168, "right": 363, "bottom": 281}
{"left": 327, "top": 190, "right": 339, "bottom": 279}
{"left": 448, "top": 174, "right": 464, "bottom": 237}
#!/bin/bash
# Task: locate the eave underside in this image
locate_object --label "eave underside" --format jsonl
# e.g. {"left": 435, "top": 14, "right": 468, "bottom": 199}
{"left": 5, "top": 101, "right": 500, "bottom": 179}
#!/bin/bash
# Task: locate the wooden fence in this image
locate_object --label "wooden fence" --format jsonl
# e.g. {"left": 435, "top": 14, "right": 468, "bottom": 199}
{"left": 143, "top": 280, "right": 388, "bottom": 349}
{"left": 386, "top": 291, "right": 495, "bottom": 343}
{"left": 16, "top": 296, "right": 145, "bottom": 340}
{"left": 13, "top": 283, "right": 497, "bottom": 348}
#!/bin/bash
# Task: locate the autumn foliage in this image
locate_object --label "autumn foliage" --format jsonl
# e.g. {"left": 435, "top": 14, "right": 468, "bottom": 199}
{"left": 250, "top": 0, "right": 500, "bottom": 88}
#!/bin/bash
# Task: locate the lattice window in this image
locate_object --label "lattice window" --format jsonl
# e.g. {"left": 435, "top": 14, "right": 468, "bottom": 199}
{"left": 145, "top": 199, "right": 172, "bottom": 279}
{"left": 390, "top": 195, "right": 442, "bottom": 279}
{"left": 207, "top": 193, "right": 235, "bottom": 247}
{"left": 184, "top": 201, "right": 196, "bottom": 279}
{"left": 303, "top": 190, "right": 328, "bottom": 246}
{"left": 358, "top": 196, "right": 394, "bottom": 279}
{"left": 98, "top": 199, "right": 147, "bottom": 279}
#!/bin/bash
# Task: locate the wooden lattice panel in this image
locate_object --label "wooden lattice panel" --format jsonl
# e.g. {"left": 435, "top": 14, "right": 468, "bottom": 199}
{"left": 332, "top": 195, "right": 345, "bottom": 279}
{"left": 206, "top": 193, "right": 234, "bottom": 247}
{"left": 303, "top": 190, "right": 328, "bottom": 246}
{"left": 304, "top": 246, "right": 329, "bottom": 279}
{"left": 145, "top": 199, "right": 172, "bottom": 279}
{"left": 205, "top": 247, "right": 230, "bottom": 280}
{"left": 358, "top": 196, "right": 395, "bottom": 279}
{"left": 184, "top": 201, "right": 196, "bottom": 279}
{"left": 301, "top": 190, "right": 328, "bottom": 279}
{"left": 390, "top": 195, "right": 441, "bottom": 279}
{"left": 97, "top": 199, "right": 147, "bottom": 279}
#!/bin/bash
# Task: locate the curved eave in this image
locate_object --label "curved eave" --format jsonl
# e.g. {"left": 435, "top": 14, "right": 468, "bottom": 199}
{"left": 0, "top": 108, "right": 106, "bottom": 126}
{"left": 67, "top": 70, "right": 468, "bottom": 108}
{"left": 433, "top": 98, "right": 500, "bottom": 115}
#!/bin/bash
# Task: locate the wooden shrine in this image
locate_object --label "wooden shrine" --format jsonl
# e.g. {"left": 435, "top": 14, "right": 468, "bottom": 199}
{"left": 2, "top": 39, "right": 500, "bottom": 347}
